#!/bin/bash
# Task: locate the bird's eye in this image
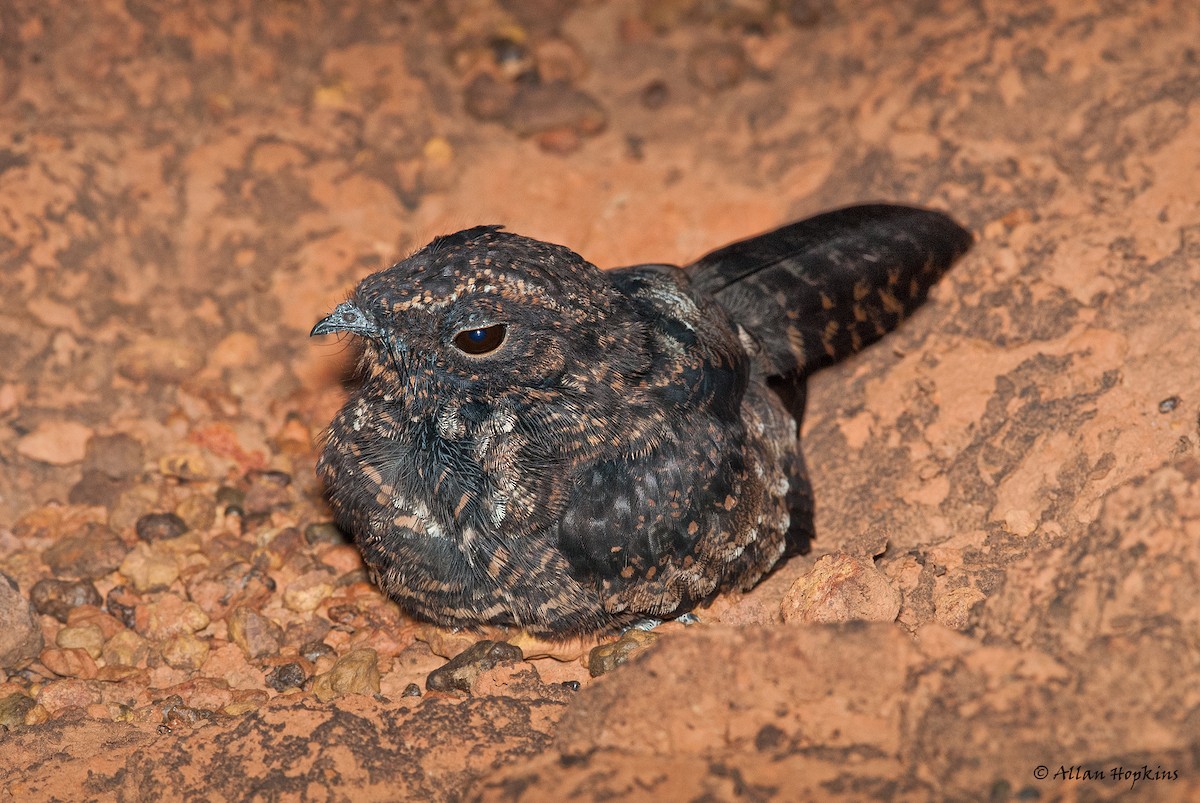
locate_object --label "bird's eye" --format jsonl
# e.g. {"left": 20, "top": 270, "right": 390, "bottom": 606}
{"left": 452, "top": 324, "right": 507, "bottom": 355}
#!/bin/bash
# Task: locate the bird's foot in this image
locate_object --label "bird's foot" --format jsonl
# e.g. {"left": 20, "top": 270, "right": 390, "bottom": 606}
{"left": 621, "top": 612, "right": 701, "bottom": 633}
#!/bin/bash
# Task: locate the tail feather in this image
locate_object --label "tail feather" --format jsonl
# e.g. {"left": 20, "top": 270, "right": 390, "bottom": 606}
{"left": 688, "top": 204, "right": 972, "bottom": 380}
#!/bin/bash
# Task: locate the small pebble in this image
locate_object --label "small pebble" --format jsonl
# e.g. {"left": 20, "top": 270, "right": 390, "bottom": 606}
{"left": 81, "top": 433, "right": 145, "bottom": 479}
{"left": 490, "top": 35, "right": 533, "bottom": 79}
{"left": 115, "top": 335, "right": 204, "bottom": 383}
{"left": 55, "top": 624, "right": 105, "bottom": 659}
{"left": 283, "top": 571, "right": 336, "bottom": 613}
{"left": 640, "top": 79, "right": 669, "bottom": 109}
{"left": 215, "top": 486, "right": 246, "bottom": 514}
{"left": 66, "top": 606, "right": 124, "bottom": 639}
{"left": 15, "top": 420, "right": 93, "bottom": 465}
{"left": 426, "top": 640, "right": 523, "bottom": 695}
{"left": 506, "top": 82, "right": 607, "bottom": 137}
{"left": 159, "top": 452, "right": 210, "bottom": 481}
{"left": 312, "top": 648, "right": 381, "bottom": 702}
{"left": 160, "top": 633, "right": 211, "bottom": 671}
{"left": 265, "top": 662, "right": 308, "bottom": 692}
{"left": 0, "top": 693, "right": 37, "bottom": 729}
{"left": 119, "top": 543, "right": 181, "bottom": 592}
{"left": 687, "top": 41, "right": 749, "bottom": 92}
{"left": 1159, "top": 396, "right": 1180, "bottom": 413}
{"left": 161, "top": 695, "right": 217, "bottom": 728}
{"left": 40, "top": 647, "right": 99, "bottom": 679}
{"left": 780, "top": 553, "right": 901, "bottom": 624}
{"left": 304, "top": 522, "right": 347, "bottom": 546}
{"left": 105, "top": 585, "right": 141, "bottom": 629}
{"left": 138, "top": 594, "right": 211, "bottom": 640}
{"left": 534, "top": 37, "right": 586, "bottom": 83}
{"left": 300, "top": 640, "right": 335, "bottom": 663}
{"left": 401, "top": 682, "right": 422, "bottom": 697}
{"left": 41, "top": 524, "right": 130, "bottom": 579}
{"left": 29, "top": 578, "right": 103, "bottom": 622}
{"left": 787, "top": 0, "right": 823, "bottom": 27}
{"left": 243, "top": 470, "right": 293, "bottom": 515}
{"left": 934, "top": 586, "right": 987, "bottom": 630}
{"left": 68, "top": 470, "right": 129, "bottom": 507}
{"left": 101, "top": 629, "right": 150, "bottom": 668}
{"left": 135, "top": 512, "right": 189, "bottom": 542}
{"left": 464, "top": 73, "right": 516, "bottom": 121}
{"left": 37, "top": 677, "right": 103, "bottom": 713}
{"left": 587, "top": 629, "right": 659, "bottom": 677}
{"left": 175, "top": 494, "right": 217, "bottom": 531}
{"left": 0, "top": 573, "right": 44, "bottom": 670}
{"left": 227, "top": 606, "right": 283, "bottom": 659}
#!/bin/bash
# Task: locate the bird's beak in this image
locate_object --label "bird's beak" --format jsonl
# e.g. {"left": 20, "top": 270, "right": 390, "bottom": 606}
{"left": 310, "top": 301, "right": 379, "bottom": 338}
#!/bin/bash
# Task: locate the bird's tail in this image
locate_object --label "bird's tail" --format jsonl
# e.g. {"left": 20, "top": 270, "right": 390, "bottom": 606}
{"left": 688, "top": 204, "right": 972, "bottom": 382}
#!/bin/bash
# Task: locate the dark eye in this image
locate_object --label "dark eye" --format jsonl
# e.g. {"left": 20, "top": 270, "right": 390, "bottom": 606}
{"left": 452, "top": 324, "right": 507, "bottom": 355}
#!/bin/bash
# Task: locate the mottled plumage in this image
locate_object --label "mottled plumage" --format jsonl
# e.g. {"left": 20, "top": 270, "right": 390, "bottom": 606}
{"left": 311, "top": 204, "right": 972, "bottom": 637}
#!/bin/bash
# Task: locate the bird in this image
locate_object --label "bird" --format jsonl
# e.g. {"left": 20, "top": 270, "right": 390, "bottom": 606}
{"left": 311, "top": 204, "right": 972, "bottom": 638}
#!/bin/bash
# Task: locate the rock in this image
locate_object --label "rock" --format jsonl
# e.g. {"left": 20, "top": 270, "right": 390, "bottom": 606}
{"left": 264, "top": 527, "right": 305, "bottom": 563}
{"left": 198, "top": 643, "right": 263, "bottom": 693}
{"left": 158, "top": 452, "right": 210, "bottom": 481}
{"left": 299, "top": 639, "right": 335, "bottom": 664}
{"left": 316, "top": 543, "right": 363, "bottom": 575}
{"left": 158, "top": 694, "right": 219, "bottom": 729}
{"left": 36, "top": 678, "right": 103, "bottom": 714}
{"left": 102, "top": 629, "right": 150, "bottom": 667}
{"left": 312, "top": 648, "right": 381, "bottom": 702}
{"left": 40, "top": 647, "right": 99, "bottom": 679}
{"left": 506, "top": 82, "right": 607, "bottom": 137}
{"left": 640, "top": 79, "right": 670, "bottom": 109}
{"left": 55, "top": 623, "right": 105, "bottom": 659}
{"left": 160, "top": 633, "right": 211, "bottom": 671}
{"left": 534, "top": 37, "right": 586, "bottom": 84}
{"left": 0, "top": 692, "right": 37, "bottom": 729}
{"left": 0, "top": 572, "right": 43, "bottom": 670}
{"left": 107, "top": 485, "right": 159, "bottom": 537}
{"left": 243, "top": 470, "right": 293, "bottom": 514}
{"left": 81, "top": 433, "right": 145, "bottom": 479}
{"left": 115, "top": 335, "right": 204, "bottom": 383}
{"left": 934, "top": 586, "right": 987, "bottom": 630}
{"left": 68, "top": 470, "right": 129, "bottom": 506}
{"left": 226, "top": 606, "right": 283, "bottom": 659}
{"left": 587, "top": 629, "right": 659, "bottom": 677}
{"left": 66, "top": 605, "right": 124, "bottom": 639}
{"left": 16, "top": 420, "right": 94, "bottom": 465}
{"left": 533, "top": 127, "right": 582, "bottom": 155}
{"left": 687, "top": 41, "right": 748, "bottom": 92}
{"left": 215, "top": 486, "right": 246, "bottom": 515}
{"left": 175, "top": 494, "right": 217, "bottom": 531}
{"left": 105, "top": 585, "right": 141, "bottom": 629}
{"left": 265, "top": 662, "right": 307, "bottom": 692}
{"left": 134, "top": 512, "right": 189, "bottom": 542}
{"left": 780, "top": 554, "right": 902, "bottom": 624}
{"left": 41, "top": 524, "right": 130, "bottom": 579}
{"left": 303, "top": 522, "right": 347, "bottom": 545}
{"left": 29, "top": 578, "right": 103, "bottom": 622}
{"left": 283, "top": 570, "right": 336, "bottom": 613}
{"left": 119, "top": 542, "right": 181, "bottom": 591}
{"left": 464, "top": 72, "right": 516, "bottom": 121}
{"left": 426, "top": 640, "right": 523, "bottom": 695}
{"left": 137, "top": 594, "right": 210, "bottom": 640}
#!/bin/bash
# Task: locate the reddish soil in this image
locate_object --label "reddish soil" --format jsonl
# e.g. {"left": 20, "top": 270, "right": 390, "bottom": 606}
{"left": 2, "top": 0, "right": 1199, "bottom": 800}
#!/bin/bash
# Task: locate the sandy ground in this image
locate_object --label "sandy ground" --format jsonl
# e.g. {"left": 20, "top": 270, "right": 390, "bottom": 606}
{"left": 2, "top": 0, "right": 1199, "bottom": 800}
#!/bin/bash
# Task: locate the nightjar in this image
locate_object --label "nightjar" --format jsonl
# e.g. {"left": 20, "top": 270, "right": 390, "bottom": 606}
{"left": 312, "top": 205, "right": 972, "bottom": 637}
